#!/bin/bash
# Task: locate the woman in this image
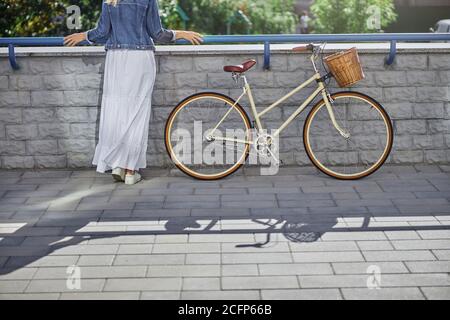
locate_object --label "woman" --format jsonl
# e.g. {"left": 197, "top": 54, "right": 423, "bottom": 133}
{"left": 64, "top": 0, "right": 203, "bottom": 185}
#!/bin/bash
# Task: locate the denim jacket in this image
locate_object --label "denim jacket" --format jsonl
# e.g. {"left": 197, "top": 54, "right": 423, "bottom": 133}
{"left": 86, "top": 0, "right": 176, "bottom": 50}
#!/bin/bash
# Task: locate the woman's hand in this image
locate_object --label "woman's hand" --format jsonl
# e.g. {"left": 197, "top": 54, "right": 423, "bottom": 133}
{"left": 176, "top": 31, "right": 203, "bottom": 45}
{"left": 64, "top": 33, "right": 87, "bottom": 47}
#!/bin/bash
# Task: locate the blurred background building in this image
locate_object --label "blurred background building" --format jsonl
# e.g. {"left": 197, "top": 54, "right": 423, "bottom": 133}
{"left": 295, "top": 0, "right": 450, "bottom": 32}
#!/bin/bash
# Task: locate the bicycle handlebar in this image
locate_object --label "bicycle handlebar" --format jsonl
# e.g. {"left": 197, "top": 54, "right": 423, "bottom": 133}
{"left": 292, "top": 43, "right": 318, "bottom": 52}
{"left": 292, "top": 43, "right": 324, "bottom": 73}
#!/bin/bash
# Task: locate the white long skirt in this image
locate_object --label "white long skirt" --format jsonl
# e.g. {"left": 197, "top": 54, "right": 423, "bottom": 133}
{"left": 92, "top": 49, "right": 156, "bottom": 173}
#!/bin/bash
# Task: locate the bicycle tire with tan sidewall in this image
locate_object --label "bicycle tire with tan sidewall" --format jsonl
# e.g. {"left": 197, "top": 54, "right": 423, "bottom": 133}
{"left": 303, "top": 91, "right": 394, "bottom": 180}
{"left": 165, "top": 92, "right": 253, "bottom": 180}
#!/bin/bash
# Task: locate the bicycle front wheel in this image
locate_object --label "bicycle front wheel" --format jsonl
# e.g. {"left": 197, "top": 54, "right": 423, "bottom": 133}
{"left": 303, "top": 91, "right": 393, "bottom": 180}
{"left": 165, "top": 92, "right": 252, "bottom": 180}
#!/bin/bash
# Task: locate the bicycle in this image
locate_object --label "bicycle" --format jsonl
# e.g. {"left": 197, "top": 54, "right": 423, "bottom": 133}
{"left": 164, "top": 43, "right": 394, "bottom": 180}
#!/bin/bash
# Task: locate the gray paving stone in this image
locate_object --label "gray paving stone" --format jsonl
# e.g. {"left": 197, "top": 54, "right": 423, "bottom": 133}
{"left": 359, "top": 192, "right": 416, "bottom": 199}
{"left": 104, "top": 278, "right": 182, "bottom": 291}
{"left": 221, "top": 264, "right": 258, "bottom": 276}
{"left": 357, "top": 241, "right": 394, "bottom": 251}
{"left": 154, "top": 234, "right": 188, "bottom": 243}
{"left": 222, "top": 253, "right": 292, "bottom": 264}
{"left": 331, "top": 192, "right": 360, "bottom": 200}
{"left": 250, "top": 207, "right": 308, "bottom": 215}
{"left": 393, "top": 198, "right": 449, "bottom": 206}
{"left": 320, "top": 232, "right": 387, "bottom": 241}
{"left": 140, "top": 291, "right": 181, "bottom": 300}
{"left": 406, "top": 261, "right": 450, "bottom": 273}
{"left": 164, "top": 201, "right": 220, "bottom": 209}
{"left": 433, "top": 250, "right": 450, "bottom": 260}
{"left": 308, "top": 206, "right": 368, "bottom": 214}
{"left": 289, "top": 241, "right": 359, "bottom": 252}
{"left": 117, "top": 244, "right": 153, "bottom": 254}
{"left": 302, "top": 186, "right": 355, "bottom": 193}
{"left": 336, "top": 199, "right": 394, "bottom": 207}
{"left": 259, "top": 263, "right": 333, "bottom": 276}
{"left": 77, "top": 255, "right": 115, "bottom": 266}
{"left": 332, "top": 262, "right": 408, "bottom": 275}
{"left": 50, "top": 244, "right": 118, "bottom": 256}
{"left": 249, "top": 187, "right": 301, "bottom": 194}
{"left": 0, "top": 280, "right": 29, "bottom": 293}
{"left": 180, "top": 290, "right": 259, "bottom": 300}
{"left": 19, "top": 236, "right": 82, "bottom": 247}
{"left": 1, "top": 166, "right": 449, "bottom": 299}
{"left": 222, "top": 200, "right": 278, "bottom": 208}
{"left": 0, "top": 267, "right": 37, "bottom": 280}
{"left": 185, "top": 254, "right": 220, "bottom": 265}
{"left": 384, "top": 231, "right": 421, "bottom": 240}
{"left": 222, "top": 276, "right": 298, "bottom": 290}
{"left": 342, "top": 287, "right": 424, "bottom": 300}
{"left": 0, "top": 237, "right": 25, "bottom": 246}
{"left": 33, "top": 266, "right": 147, "bottom": 279}
{"left": 147, "top": 265, "right": 220, "bottom": 277}
{"left": 293, "top": 251, "right": 365, "bottom": 263}
{"left": 414, "top": 191, "right": 450, "bottom": 199}
{"left": 60, "top": 292, "right": 140, "bottom": 300}
{"left": 0, "top": 293, "right": 60, "bottom": 300}
{"left": 391, "top": 240, "right": 450, "bottom": 250}
{"left": 0, "top": 257, "right": 8, "bottom": 268}
{"left": 191, "top": 208, "right": 251, "bottom": 217}
{"left": 182, "top": 277, "right": 220, "bottom": 291}
{"left": 7, "top": 227, "right": 63, "bottom": 237}
{"left": 299, "top": 273, "right": 450, "bottom": 288}
{"left": 221, "top": 242, "right": 289, "bottom": 253}
{"left": 26, "top": 279, "right": 105, "bottom": 293}
{"left": 195, "top": 188, "right": 247, "bottom": 195}
{"left": 189, "top": 234, "right": 255, "bottom": 243}
{"left": 167, "top": 195, "right": 220, "bottom": 202}
{"left": 418, "top": 230, "right": 450, "bottom": 239}
{"left": 133, "top": 208, "right": 190, "bottom": 217}
{"left": 421, "top": 287, "right": 450, "bottom": 300}
{"left": 363, "top": 250, "right": 436, "bottom": 262}
{"left": 113, "top": 254, "right": 185, "bottom": 266}
{"left": 263, "top": 288, "right": 342, "bottom": 300}
{"left": 279, "top": 200, "right": 336, "bottom": 208}
{"left": 153, "top": 243, "right": 220, "bottom": 254}
{"left": 5, "top": 255, "right": 79, "bottom": 268}
{"left": 141, "top": 188, "right": 191, "bottom": 195}
{"left": 87, "top": 235, "right": 155, "bottom": 245}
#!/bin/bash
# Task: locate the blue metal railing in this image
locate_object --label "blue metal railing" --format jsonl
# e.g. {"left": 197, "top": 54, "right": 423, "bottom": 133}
{"left": 1, "top": 33, "right": 450, "bottom": 70}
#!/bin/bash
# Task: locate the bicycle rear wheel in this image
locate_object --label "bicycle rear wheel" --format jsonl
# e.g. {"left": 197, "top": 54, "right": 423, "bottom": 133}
{"left": 165, "top": 92, "right": 252, "bottom": 180}
{"left": 303, "top": 91, "right": 393, "bottom": 180}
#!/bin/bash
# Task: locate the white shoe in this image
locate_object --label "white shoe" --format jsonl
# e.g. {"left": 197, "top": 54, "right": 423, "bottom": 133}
{"left": 125, "top": 172, "right": 143, "bottom": 185}
{"left": 112, "top": 168, "right": 126, "bottom": 182}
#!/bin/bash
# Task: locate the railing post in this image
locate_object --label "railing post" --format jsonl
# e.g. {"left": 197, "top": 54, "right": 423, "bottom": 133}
{"left": 263, "top": 41, "right": 270, "bottom": 70}
{"left": 8, "top": 44, "right": 19, "bottom": 70}
{"left": 386, "top": 40, "right": 397, "bottom": 66}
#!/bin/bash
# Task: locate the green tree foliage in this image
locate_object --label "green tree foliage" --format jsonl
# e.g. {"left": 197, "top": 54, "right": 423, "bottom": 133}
{"left": 1, "top": 0, "right": 65, "bottom": 36}
{"left": 310, "top": 0, "right": 397, "bottom": 33}
{"left": 1, "top": 0, "right": 298, "bottom": 37}
{"left": 161, "top": 0, "right": 298, "bottom": 34}
{"left": 0, "top": 0, "right": 102, "bottom": 37}
{"left": 245, "top": 0, "right": 299, "bottom": 34}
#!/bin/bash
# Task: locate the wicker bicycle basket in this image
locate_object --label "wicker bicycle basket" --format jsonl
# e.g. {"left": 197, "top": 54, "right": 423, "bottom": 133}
{"left": 324, "top": 47, "right": 365, "bottom": 88}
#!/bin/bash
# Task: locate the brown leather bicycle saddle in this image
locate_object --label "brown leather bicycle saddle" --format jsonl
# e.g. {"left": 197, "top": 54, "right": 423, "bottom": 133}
{"left": 223, "top": 59, "right": 257, "bottom": 73}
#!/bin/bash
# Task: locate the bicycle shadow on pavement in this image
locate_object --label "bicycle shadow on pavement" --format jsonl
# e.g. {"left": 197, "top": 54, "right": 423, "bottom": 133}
{"left": 1, "top": 165, "right": 450, "bottom": 275}
{"left": 2, "top": 208, "right": 450, "bottom": 276}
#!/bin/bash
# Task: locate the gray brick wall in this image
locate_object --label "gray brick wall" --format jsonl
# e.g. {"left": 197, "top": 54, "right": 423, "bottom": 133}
{"left": 0, "top": 48, "right": 449, "bottom": 169}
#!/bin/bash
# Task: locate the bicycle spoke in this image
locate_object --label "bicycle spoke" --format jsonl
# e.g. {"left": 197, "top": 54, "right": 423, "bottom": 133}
{"left": 305, "top": 93, "right": 393, "bottom": 179}
{"left": 165, "top": 93, "right": 251, "bottom": 179}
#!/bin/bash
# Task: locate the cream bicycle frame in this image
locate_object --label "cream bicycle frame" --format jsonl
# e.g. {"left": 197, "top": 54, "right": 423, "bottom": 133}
{"left": 209, "top": 69, "right": 350, "bottom": 146}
